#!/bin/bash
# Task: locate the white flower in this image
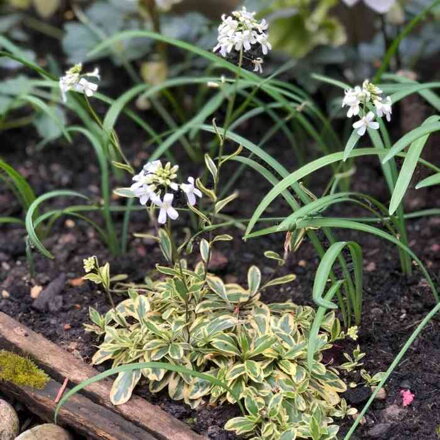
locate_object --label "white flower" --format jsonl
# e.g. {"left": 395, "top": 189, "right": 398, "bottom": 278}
{"left": 59, "top": 63, "right": 100, "bottom": 102}
{"left": 155, "top": 0, "right": 182, "bottom": 12}
{"left": 133, "top": 185, "right": 155, "bottom": 205}
{"left": 143, "top": 160, "right": 162, "bottom": 175}
{"left": 131, "top": 171, "right": 153, "bottom": 191}
{"left": 75, "top": 78, "right": 98, "bottom": 97}
{"left": 153, "top": 193, "right": 179, "bottom": 224}
{"left": 181, "top": 177, "right": 202, "bottom": 206}
{"left": 341, "top": 0, "right": 396, "bottom": 14}
{"left": 353, "top": 111, "right": 380, "bottom": 136}
{"left": 256, "top": 33, "right": 271, "bottom": 55}
{"left": 213, "top": 7, "right": 270, "bottom": 59}
{"left": 342, "top": 86, "right": 362, "bottom": 118}
{"left": 375, "top": 96, "right": 392, "bottom": 122}
{"left": 252, "top": 58, "right": 264, "bottom": 74}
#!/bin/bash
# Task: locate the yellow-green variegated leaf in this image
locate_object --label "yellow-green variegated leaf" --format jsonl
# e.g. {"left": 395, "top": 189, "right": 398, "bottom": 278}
{"left": 211, "top": 333, "right": 240, "bottom": 356}
{"left": 149, "top": 373, "right": 171, "bottom": 393}
{"left": 150, "top": 346, "right": 169, "bottom": 361}
{"left": 247, "top": 266, "right": 261, "bottom": 295}
{"left": 225, "top": 417, "right": 257, "bottom": 435}
{"left": 195, "top": 299, "right": 225, "bottom": 314}
{"left": 249, "top": 334, "right": 276, "bottom": 357}
{"left": 189, "top": 377, "right": 212, "bottom": 399}
{"left": 244, "top": 394, "right": 265, "bottom": 416}
{"left": 168, "top": 343, "right": 185, "bottom": 360}
{"left": 226, "top": 284, "right": 250, "bottom": 303}
{"left": 91, "top": 349, "right": 116, "bottom": 365}
{"left": 262, "top": 274, "right": 296, "bottom": 289}
{"left": 200, "top": 238, "right": 210, "bottom": 263}
{"left": 227, "top": 363, "right": 246, "bottom": 381}
{"left": 205, "top": 316, "right": 236, "bottom": 337}
{"left": 278, "top": 360, "right": 296, "bottom": 376}
{"left": 244, "top": 360, "right": 264, "bottom": 383}
{"left": 168, "top": 373, "right": 185, "bottom": 400}
{"left": 110, "top": 370, "right": 141, "bottom": 405}
{"left": 280, "top": 428, "right": 297, "bottom": 440}
{"left": 207, "top": 276, "right": 228, "bottom": 302}
{"left": 134, "top": 295, "right": 150, "bottom": 320}
{"left": 268, "top": 393, "right": 283, "bottom": 418}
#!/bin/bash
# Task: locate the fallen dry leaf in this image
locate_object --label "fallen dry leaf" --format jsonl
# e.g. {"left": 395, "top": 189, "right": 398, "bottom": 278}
{"left": 30, "top": 285, "right": 43, "bottom": 299}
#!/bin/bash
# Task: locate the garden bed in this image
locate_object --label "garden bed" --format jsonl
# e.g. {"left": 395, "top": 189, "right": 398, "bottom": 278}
{"left": 1, "top": 121, "right": 439, "bottom": 439}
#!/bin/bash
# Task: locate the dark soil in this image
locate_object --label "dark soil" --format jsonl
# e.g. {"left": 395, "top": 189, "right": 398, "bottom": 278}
{"left": 1, "top": 65, "right": 440, "bottom": 439}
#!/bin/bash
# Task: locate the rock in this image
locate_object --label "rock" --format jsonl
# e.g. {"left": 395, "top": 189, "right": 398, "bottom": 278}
{"left": 372, "top": 386, "right": 387, "bottom": 400}
{"left": 381, "top": 404, "right": 406, "bottom": 422}
{"left": 0, "top": 399, "right": 19, "bottom": 440}
{"left": 32, "top": 273, "right": 66, "bottom": 312}
{"left": 367, "top": 423, "right": 393, "bottom": 438}
{"left": 345, "top": 386, "right": 371, "bottom": 405}
{"left": 16, "top": 424, "right": 72, "bottom": 440}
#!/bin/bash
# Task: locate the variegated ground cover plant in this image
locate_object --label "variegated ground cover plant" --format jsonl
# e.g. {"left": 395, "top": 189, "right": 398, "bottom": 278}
{"left": 82, "top": 155, "right": 365, "bottom": 439}
{"left": 86, "top": 248, "right": 361, "bottom": 439}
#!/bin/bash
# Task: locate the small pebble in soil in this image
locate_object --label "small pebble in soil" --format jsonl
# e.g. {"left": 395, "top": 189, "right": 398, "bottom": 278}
{"left": 15, "top": 424, "right": 72, "bottom": 440}
{"left": 0, "top": 399, "right": 19, "bottom": 440}
{"left": 372, "top": 387, "right": 387, "bottom": 400}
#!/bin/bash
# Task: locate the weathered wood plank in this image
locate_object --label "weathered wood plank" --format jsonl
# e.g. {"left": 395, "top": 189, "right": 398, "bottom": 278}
{"left": 1, "top": 379, "right": 157, "bottom": 440}
{"left": 0, "top": 312, "right": 205, "bottom": 440}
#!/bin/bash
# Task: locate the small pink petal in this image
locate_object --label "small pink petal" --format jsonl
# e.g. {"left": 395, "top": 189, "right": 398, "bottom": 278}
{"left": 400, "top": 389, "right": 415, "bottom": 407}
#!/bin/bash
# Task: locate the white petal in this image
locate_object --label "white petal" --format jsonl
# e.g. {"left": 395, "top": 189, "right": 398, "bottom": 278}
{"left": 139, "top": 194, "right": 150, "bottom": 205}
{"left": 187, "top": 193, "right": 196, "bottom": 206}
{"left": 167, "top": 206, "right": 179, "bottom": 220}
{"left": 369, "top": 122, "right": 380, "bottom": 130}
{"left": 342, "top": 0, "right": 359, "bottom": 5}
{"left": 353, "top": 119, "right": 364, "bottom": 129}
{"left": 158, "top": 208, "right": 167, "bottom": 224}
{"left": 357, "top": 125, "right": 367, "bottom": 136}
{"left": 163, "top": 193, "right": 174, "bottom": 204}
{"left": 364, "top": 0, "right": 396, "bottom": 14}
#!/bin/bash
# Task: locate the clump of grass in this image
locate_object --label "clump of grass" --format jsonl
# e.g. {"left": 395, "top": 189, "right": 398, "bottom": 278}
{"left": 0, "top": 350, "right": 49, "bottom": 389}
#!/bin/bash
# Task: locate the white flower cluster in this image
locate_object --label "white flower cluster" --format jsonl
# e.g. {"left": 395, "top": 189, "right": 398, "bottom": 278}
{"left": 213, "top": 7, "right": 271, "bottom": 72}
{"left": 342, "top": 80, "right": 392, "bottom": 136}
{"left": 130, "top": 160, "right": 202, "bottom": 224}
{"left": 59, "top": 63, "right": 100, "bottom": 103}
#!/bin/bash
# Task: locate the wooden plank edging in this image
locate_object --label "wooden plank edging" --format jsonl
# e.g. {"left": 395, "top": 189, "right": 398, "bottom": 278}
{"left": 1, "top": 379, "right": 157, "bottom": 440}
{"left": 0, "top": 312, "right": 206, "bottom": 440}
